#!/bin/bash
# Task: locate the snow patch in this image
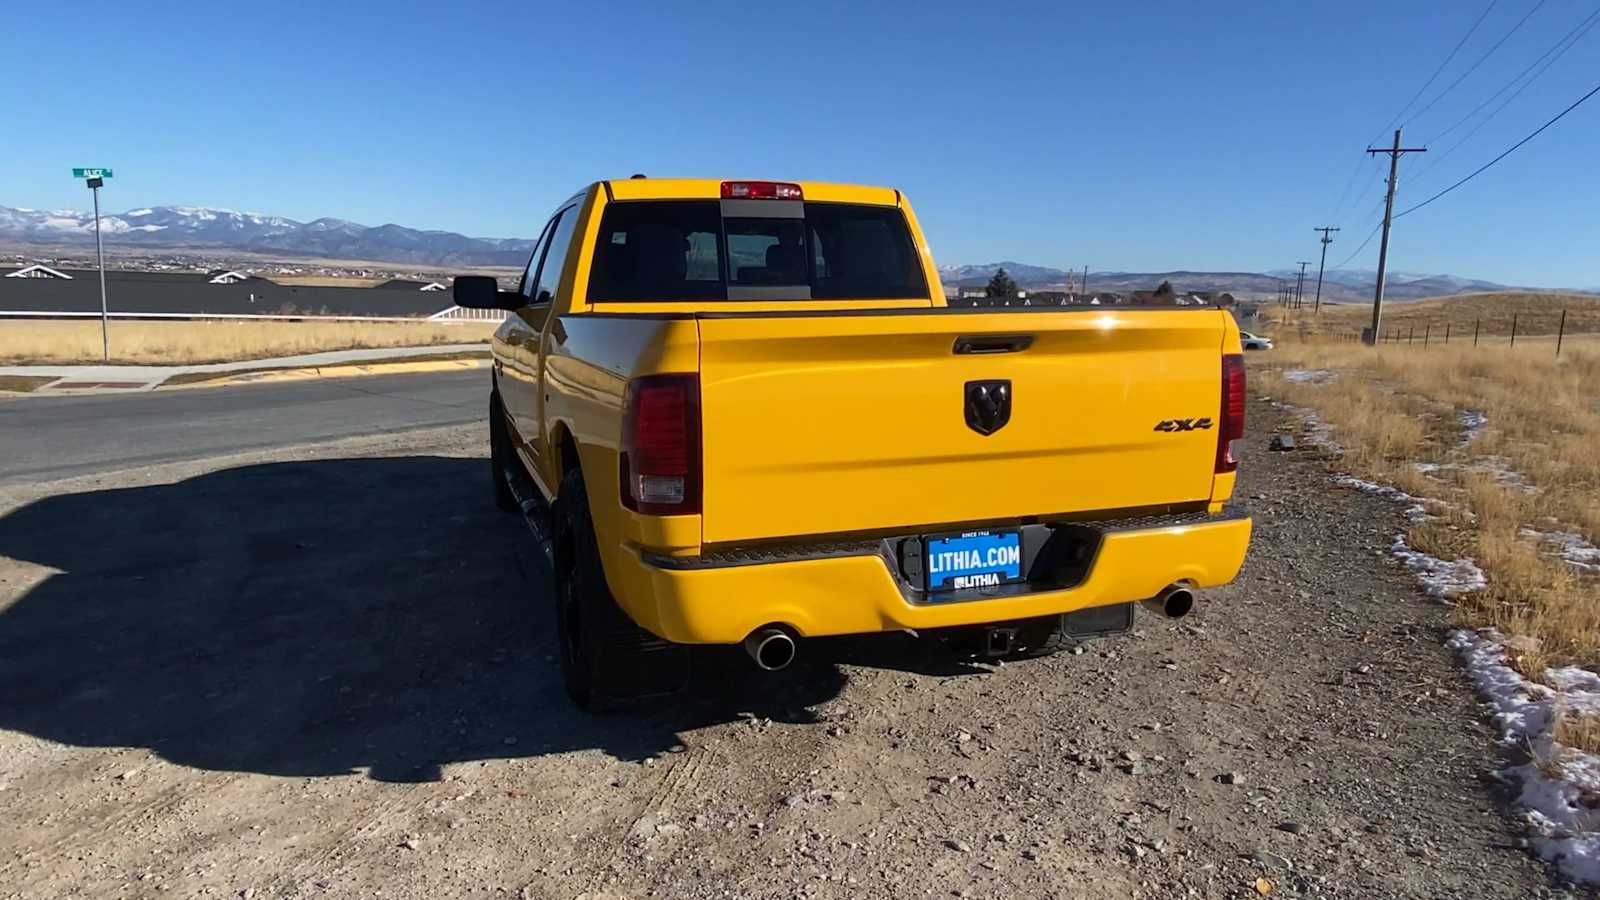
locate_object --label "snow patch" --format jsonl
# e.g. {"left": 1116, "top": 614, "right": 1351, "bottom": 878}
{"left": 1520, "top": 529, "right": 1600, "bottom": 576}
{"left": 1331, "top": 475, "right": 1429, "bottom": 522}
{"left": 1450, "top": 629, "right": 1600, "bottom": 885}
{"left": 1477, "top": 455, "right": 1538, "bottom": 493}
{"left": 1283, "top": 368, "right": 1339, "bottom": 384}
{"left": 1409, "top": 457, "right": 1534, "bottom": 493}
{"left": 1331, "top": 475, "right": 1481, "bottom": 599}
{"left": 1390, "top": 537, "right": 1487, "bottom": 599}
{"left": 1460, "top": 409, "right": 1488, "bottom": 447}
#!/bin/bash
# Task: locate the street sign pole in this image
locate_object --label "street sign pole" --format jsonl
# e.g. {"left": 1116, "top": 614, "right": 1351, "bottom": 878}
{"left": 89, "top": 178, "right": 109, "bottom": 362}
{"left": 73, "top": 168, "right": 114, "bottom": 361}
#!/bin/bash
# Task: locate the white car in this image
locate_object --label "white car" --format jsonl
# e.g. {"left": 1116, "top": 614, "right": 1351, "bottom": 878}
{"left": 1240, "top": 331, "right": 1274, "bottom": 351}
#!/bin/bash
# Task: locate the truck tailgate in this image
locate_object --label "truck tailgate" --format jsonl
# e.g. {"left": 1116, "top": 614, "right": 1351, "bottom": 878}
{"left": 697, "top": 309, "right": 1227, "bottom": 544}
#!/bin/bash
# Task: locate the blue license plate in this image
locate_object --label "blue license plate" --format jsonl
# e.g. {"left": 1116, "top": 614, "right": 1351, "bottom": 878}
{"left": 924, "top": 530, "right": 1024, "bottom": 592}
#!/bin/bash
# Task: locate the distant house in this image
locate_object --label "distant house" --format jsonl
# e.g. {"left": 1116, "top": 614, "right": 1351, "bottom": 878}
{"left": 375, "top": 278, "right": 449, "bottom": 291}
{"left": 207, "top": 270, "right": 252, "bottom": 285}
{"left": 4, "top": 264, "right": 72, "bottom": 280}
{"left": 1026, "top": 290, "right": 1103, "bottom": 306}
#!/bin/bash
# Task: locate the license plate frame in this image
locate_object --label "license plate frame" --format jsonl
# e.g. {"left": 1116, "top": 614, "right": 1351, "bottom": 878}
{"left": 923, "top": 529, "right": 1025, "bottom": 593}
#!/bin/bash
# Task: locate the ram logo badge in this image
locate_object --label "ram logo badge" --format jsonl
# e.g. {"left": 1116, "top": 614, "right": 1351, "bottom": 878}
{"left": 964, "top": 380, "right": 1012, "bottom": 435}
{"left": 1154, "top": 417, "right": 1214, "bottom": 432}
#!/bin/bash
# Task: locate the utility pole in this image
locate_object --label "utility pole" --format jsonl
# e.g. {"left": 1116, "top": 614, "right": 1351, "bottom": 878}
{"left": 1294, "top": 262, "right": 1310, "bottom": 309}
{"left": 1082, "top": 265, "right": 1089, "bottom": 297}
{"left": 1312, "top": 226, "right": 1339, "bottom": 314}
{"left": 1364, "top": 129, "right": 1425, "bottom": 344}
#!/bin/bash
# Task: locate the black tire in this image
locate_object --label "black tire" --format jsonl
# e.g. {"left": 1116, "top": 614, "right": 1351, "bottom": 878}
{"left": 489, "top": 391, "right": 518, "bottom": 514}
{"left": 1010, "top": 614, "right": 1075, "bottom": 659}
{"left": 551, "top": 467, "right": 687, "bottom": 709}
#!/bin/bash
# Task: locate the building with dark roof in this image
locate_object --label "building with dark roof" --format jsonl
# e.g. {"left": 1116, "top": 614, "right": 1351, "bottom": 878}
{"left": 0, "top": 268, "right": 454, "bottom": 317}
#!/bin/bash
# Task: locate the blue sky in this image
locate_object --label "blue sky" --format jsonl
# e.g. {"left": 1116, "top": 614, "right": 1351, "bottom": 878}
{"left": 3, "top": 0, "right": 1597, "bottom": 286}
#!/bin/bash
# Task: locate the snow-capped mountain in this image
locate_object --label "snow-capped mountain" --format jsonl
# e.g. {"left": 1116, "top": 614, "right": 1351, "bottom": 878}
{"left": 938, "top": 261, "right": 1072, "bottom": 286}
{"left": 0, "top": 204, "right": 536, "bottom": 267}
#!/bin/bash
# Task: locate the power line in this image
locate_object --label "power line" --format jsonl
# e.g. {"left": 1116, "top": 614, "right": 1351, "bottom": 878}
{"left": 1395, "top": 78, "right": 1600, "bottom": 219}
{"left": 1375, "top": 0, "right": 1500, "bottom": 139}
{"left": 1423, "top": 4, "right": 1600, "bottom": 147}
{"left": 1413, "top": 6, "right": 1600, "bottom": 181}
{"left": 1331, "top": 155, "right": 1389, "bottom": 225}
{"left": 1327, "top": 191, "right": 1392, "bottom": 271}
{"left": 1326, "top": 155, "right": 1371, "bottom": 224}
{"left": 1329, "top": 221, "right": 1383, "bottom": 270}
{"left": 1328, "top": 1, "right": 1498, "bottom": 224}
{"left": 1402, "top": 0, "right": 1549, "bottom": 129}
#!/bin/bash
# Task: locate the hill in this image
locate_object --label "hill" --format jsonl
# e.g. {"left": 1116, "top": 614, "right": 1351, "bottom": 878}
{"left": 0, "top": 205, "right": 536, "bottom": 268}
{"left": 1265, "top": 291, "right": 1600, "bottom": 338}
{"left": 936, "top": 263, "right": 1566, "bottom": 303}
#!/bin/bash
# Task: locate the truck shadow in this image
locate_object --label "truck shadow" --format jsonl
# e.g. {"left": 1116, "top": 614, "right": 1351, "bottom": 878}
{"left": 0, "top": 456, "right": 977, "bottom": 783}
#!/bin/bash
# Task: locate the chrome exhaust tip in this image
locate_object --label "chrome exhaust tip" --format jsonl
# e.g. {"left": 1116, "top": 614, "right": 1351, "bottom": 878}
{"left": 744, "top": 626, "right": 797, "bottom": 672}
{"left": 1142, "top": 584, "right": 1195, "bottom": 620}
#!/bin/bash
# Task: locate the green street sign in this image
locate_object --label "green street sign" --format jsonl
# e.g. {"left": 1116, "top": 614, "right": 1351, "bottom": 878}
{"left": 72, "top": 168, "right": 113, "bottom": 179}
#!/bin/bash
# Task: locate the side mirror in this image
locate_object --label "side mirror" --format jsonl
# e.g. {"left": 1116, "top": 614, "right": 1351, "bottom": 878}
{"left": 453, "top": 275, "right": 523, "bottom": 310}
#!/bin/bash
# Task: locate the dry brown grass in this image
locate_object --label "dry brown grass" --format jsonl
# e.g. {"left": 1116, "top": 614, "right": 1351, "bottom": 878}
{"left": 1553, "top": 707, "right": 1600, "bottom": 758}
{"left": 0, "top": 375, "right": 52, "bottom": 392}
{"left": 1270, "top": 291, "right": 1600, "bottom": 339}
{"left": 1254, "top": 321, "right": 1600, "bottom": 677}
{"left": 0, "top": 319, "right": 497, "bottom": 366}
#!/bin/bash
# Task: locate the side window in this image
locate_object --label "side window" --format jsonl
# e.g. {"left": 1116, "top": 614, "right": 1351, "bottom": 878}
{"left": 519, "top": 215, "right": 556, "bottom": 299}
{"left": 530, "top": 205, "right": 580, "bottom": 305}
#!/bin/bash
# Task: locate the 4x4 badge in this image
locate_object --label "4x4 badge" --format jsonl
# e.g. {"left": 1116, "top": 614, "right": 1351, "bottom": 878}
{"left": 1153, "top": 417, "right": 1214, "bottom": 432}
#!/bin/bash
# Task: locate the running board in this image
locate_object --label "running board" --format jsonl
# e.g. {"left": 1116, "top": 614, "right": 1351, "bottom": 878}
{"left": 502, "top": 460, "right": 555, "bottom": 570}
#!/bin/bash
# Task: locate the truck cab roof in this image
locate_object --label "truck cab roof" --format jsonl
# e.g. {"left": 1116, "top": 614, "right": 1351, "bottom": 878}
{"left": 601, "top": 178, "right": 901, "bottom": 207}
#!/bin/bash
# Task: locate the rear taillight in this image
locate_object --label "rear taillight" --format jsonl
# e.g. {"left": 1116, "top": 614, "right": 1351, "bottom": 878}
{"left": 620, "top": 374, "right": 701, "bottom": 515}
{"left": 1216, "top": 354, "right": 1246, "bottom": 473}
{"left": 720, "top": 181, "right": 803, "bottom": 200}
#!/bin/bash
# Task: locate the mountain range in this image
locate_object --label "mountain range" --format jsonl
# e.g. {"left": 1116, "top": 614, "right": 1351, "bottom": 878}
{"left": 3, "top": 204, "right": 1583, "bottom": 298}
{"left": 938, "top": 261, "right": 1592, "bottom": 303}
{"left": 0, "top": 205, "right": 536, "bottom": 268}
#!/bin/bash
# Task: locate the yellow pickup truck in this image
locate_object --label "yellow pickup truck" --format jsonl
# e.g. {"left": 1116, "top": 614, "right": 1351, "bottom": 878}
{"left": 453, "top": 178, "right": 1252, "bottom": 708}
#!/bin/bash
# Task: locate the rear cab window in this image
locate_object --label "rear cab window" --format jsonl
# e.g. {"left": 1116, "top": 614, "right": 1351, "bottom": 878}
{"left": 587, "top": 199, "right": 927, "bottom": 302}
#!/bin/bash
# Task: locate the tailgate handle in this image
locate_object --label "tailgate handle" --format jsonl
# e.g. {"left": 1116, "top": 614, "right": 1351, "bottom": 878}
{"left": 954, "top": 334, "right": 1034, "bottom": 355}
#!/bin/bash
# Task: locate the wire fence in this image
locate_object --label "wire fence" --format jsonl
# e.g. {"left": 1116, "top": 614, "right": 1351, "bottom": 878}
{"left": 1319, "top": 309, "right": 1591, "bottom": 356}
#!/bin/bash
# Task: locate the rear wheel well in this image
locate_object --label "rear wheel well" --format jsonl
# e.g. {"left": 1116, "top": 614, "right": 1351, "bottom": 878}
{"left": 550, "top": 433, "right": 584, "bottom": 576}
{"left": 554, "top": 428, "right": 581, "bottom": 479}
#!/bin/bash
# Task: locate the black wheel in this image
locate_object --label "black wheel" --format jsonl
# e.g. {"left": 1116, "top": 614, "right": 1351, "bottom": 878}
{"left": 489, "top": 391, "right": 518, "bottom": 514}
{"left": 551, "top": 467, "right": 688, "bottom": 709}
{"left": 1009, "top": 614, "right": 1075, "bottom": 658}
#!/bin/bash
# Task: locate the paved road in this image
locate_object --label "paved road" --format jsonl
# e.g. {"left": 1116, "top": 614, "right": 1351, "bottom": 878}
{"left": 0, "top": 369, "right": 485, "bottom": 485}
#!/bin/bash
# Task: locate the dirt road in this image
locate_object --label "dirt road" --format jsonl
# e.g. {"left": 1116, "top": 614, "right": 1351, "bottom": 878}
{"left": 0, "top": 402, "right": 1578, "bottom": 898}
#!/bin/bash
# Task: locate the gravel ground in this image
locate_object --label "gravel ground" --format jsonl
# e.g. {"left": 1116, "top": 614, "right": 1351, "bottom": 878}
{"left": 0, "top": 401, "right": 1581, "bottom": 899}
